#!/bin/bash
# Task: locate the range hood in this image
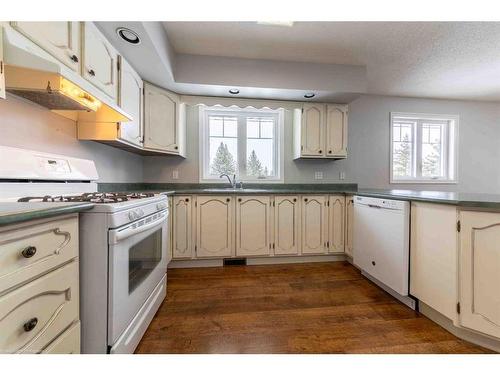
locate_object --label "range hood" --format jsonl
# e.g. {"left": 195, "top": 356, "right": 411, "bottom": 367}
{"left": 2, "top": 25, "right": 131, "bottom": 123}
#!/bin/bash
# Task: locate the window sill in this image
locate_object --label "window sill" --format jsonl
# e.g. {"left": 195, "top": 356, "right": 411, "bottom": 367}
{"left": 390, "top": 179, "right": 458, "bottom": 185}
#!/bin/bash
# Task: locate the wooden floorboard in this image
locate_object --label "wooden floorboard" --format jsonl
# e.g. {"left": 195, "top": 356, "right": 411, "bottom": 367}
{"left": 135, "top": 261, "right": 492, "bottom": 354}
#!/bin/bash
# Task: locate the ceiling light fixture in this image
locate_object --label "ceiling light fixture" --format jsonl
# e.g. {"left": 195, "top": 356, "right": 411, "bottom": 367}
{"left": 229, "top": 89, "right": 240, "bottom": 95}
{"left": 116, "top": 27, "right": 141, "bottom": 45}
{"left": 257, "top": 21, "right": 295, "bottom": 27}
{"left": 304, "top": 93, "right": 315, "bottom": 99}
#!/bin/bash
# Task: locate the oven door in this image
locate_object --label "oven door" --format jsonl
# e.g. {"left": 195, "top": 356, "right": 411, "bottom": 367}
{"left": 107, "top": 209, "right": 169, "bottom": 345}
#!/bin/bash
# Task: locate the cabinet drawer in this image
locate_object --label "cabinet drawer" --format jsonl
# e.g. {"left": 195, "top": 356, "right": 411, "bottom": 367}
{"left": 42, "top": 321, "right": 80, "bottom": 354}
{"left": 0, "top": 216, "right": 78, "bottom": 293}
{"left": 0, "top": 261, "right": 79, "bottom": 354}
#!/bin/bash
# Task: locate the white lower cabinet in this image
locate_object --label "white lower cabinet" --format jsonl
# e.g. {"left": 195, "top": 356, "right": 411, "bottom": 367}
{"left": 274, "top": 196, "right": 300, "bottom": 256}
{"left": 328, "top": 195, "right": 345, "bottom": 253}
{"left": 410, "top": 202, "right": 458, "bottom": 321}
{"left": 172, "top": 196, "right": 193, "bottom": 259}
{"left": 301, "top": 195, "right": 328, "bottom": 254}
{"left": 236, "top": 196, "right": 271, "bottom": 257}
{"left": 345, "top": 196, "right": 354, "bottom": 257}
{"left": 0, "top": 26, "right": 5, "bottom": 99}
{"left": 0, "top": 261, "right": 79, "bottom": 353}
{"left": 459, "top": 210, "right": 500, "bottom": 339}
{"left": 195, "top": 196, "right": 234, "bottom": 258}
{"left": 41, "top": 321, "right": 80, "bottom": 354}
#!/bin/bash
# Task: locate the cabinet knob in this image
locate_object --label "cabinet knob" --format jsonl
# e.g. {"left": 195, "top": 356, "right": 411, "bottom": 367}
{"left": 88, "top": 69, "right": 96, "bottom": 76}
{"left": 304, "top": 198, "right": 308, "bottom": 202}
{"left": 21, "top": 246, "right": 37, "bottom": 258}
{"left": 319, "top": 150, "right": 322, "bottom": 154}
{"left": 70, "top": 54, "right": 79, "bottom": 63}
{"left": 371, "top": 261, "right": 376, "bottom": 266}
{"left": 185, "top": 198, "right": 189, "bottom": 202}
{"left": 23, "top": 317, "right": 38, "bottom": 332}
{"left": 293, "top": 198, "right": 297, "bottom": 202}
{"left": 226, "top": 198, "right": 230, "bottom": 202}
{"left": 174, "top": 146, "right": 178, "bottom": 150}
{"left": 238, "top": 198, "right": 242, "bottom": 202}
{"left": 328, "top": 150, "right": 332, "bottom": 154}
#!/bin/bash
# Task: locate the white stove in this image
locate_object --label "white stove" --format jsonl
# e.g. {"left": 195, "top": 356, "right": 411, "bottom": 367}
{"left": 0, "top": 146, "right": 170, "bottom": 354}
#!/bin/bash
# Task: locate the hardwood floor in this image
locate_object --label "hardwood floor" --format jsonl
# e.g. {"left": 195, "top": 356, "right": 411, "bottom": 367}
{"left": 135, "top": 262, "right": 491, "bottom": 354}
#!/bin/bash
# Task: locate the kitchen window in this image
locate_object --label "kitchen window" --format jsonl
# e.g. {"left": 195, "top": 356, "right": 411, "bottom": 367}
{"left": 200, "top": 106, "right": 284, "bottom": 182}
{"left": 390, "top": 112, "right": 458, "bottom": 183}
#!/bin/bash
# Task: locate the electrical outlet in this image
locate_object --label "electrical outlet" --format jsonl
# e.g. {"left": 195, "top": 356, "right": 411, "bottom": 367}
{"left": 339, "top": 171, "right": 345, "bottom": 180}
{"left": 315, "top": 171, "right": 323, "bottom": 180}
{"left": 172, "top": 170, "right": 179, "bottom": 180}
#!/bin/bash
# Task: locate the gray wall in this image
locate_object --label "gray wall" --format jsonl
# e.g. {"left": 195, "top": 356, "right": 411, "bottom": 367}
{"left": 0, "top": 94, "right": 143, "bottom": 183}
{"left": 144, "top": 95, "right": 500, "bottom": 193}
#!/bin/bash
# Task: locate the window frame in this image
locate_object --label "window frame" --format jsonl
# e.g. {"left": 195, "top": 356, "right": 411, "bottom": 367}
{"left": 199, "top": 106, "right": 285, "bottom": 183}
{"left": 390, "top": 112, "right": 458, "bottom": 184}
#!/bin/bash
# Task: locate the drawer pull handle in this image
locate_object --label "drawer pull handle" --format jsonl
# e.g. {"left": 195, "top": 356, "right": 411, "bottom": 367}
{"left": 21, "top": 246, "right": 37, "bottom": 258}
{"left": 88, "top": 69, "right": 96, "bottom": 76}
{"left": 70, "top": 54, "right": 79, "bottom": 63}
{"left": 23, "top": 318, "right": 38, "bottom": 332}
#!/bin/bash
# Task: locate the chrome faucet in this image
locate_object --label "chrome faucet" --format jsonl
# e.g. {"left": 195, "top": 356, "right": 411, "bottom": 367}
{"left": 220, "top": 173, "right": 238, "bottom": 188}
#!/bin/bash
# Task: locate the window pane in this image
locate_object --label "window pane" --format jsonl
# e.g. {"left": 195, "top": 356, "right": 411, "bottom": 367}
{"left": 209, "top": 117, "right": 223, "bottom": 137}
{"left": 223, "top": 118, "right": 238, "bottom": 137}
{"left": 247, "top": 139, "right": 274, "bottom": 177}
{"left": 247, "top": 119, "right": 260, "bottom": 138}
{"left": 260, "top": 119, "right": 274, "bottom": 138}
{"left": 422, "top": 123, "right": 444, "bottom": 177}
{"left": 392, "top": 121, "right": 414, "bottom": 178}
{"left": 209, "top": 138, "right": 237, "bottom": 176}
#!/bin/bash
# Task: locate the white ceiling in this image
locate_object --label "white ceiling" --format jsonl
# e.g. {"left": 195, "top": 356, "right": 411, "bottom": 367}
{"left": 163, "top": 22, "right": 500, "bottom": 101}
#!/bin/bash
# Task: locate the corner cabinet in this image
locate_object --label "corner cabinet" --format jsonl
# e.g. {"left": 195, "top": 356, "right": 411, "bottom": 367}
{"left": 81, "top": 22, "right": 118, "bottom": 100}
{"left": 293, "top": 103, "right": 348, "bottom": 159}
{"left": 195, "top": 196, "right": 234, "bottom": 258}
{"left": 0, "top": 27, "right": 4, "bottom": 99}
{"left": 144, "top": 82, "right": 186, "bottom": 156}
{"left": 10, "top": 22, "right": 81, "bottom": 72}
{"left": 235, "top": 196, "right": 272, "bottom": 257}
{"left": 459, "top": 210, "right": 500, "bottom": 339}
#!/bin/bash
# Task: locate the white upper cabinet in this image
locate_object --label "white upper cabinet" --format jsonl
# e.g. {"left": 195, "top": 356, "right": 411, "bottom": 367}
{"left": 328, "top": 195, "right": 345, "bottom": 253}
{"left": 236, "top": 196, "right": 271, "bottom": 257}
{"left": 301, "top": 195, "right": 328, "bottom": 254}
{"left": 195, "top": 196, "right": 234, "bottom": 258}
{"left": 144, "top": 82, "right": 186, "bottom": 155}
{"left": 459, "top": 210, "right": 500, "bottom": 339}
{"left": 0, "top": 27, "right": 4, "bottom": 99}
{"left": 293, "top": 103, "right": 348, "bottom": 159}
{"left": 172, "top": 196, "right": 193, "bottom": 259}
{"left": 274, "top": 196, "right": 300, "bottom": 256}
{"left": 118, "top": 56, "right": 143, "bottom": 147}
{"left": 10, "top": 22, "right": 81, "bottom": 72}
{"left": 300, "top": 104, "right": 325, "bottom": 156}
{"left": 82, "top": 22, "right": 118, "bottom": 99}
{"left": 326, "top": 105, "right": 348, "bottom": 158}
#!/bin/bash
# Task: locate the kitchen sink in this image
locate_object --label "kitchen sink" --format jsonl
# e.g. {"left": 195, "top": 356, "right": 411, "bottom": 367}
{"left": 200, "top": 188, "right": 268, "bottom": 193}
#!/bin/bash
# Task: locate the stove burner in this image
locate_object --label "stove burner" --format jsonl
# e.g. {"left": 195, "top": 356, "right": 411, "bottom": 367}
{"left": 17, "top": 192, "right": 156, "bottom": 203}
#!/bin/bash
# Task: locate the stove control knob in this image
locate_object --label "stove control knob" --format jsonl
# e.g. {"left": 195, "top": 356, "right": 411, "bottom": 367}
{"left": 135, "top": 209, "right": 144, "bottom": 218}
{"left": 128, "top": 212, "right": 137, "bottom": 221}
{"left": 156, "top": 203, "right": 167, "bottom": 210}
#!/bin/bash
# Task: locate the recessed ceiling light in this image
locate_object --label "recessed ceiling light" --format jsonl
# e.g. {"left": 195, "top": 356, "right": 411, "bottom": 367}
{"left": 257, "top": 21, "right": 294, "bottom": 27}
{"left": 304, "top": 93, "right": 315, "bottom": 99}
{"left": 229, "top": 89, "right": 240, "bottom": 95}
{"left": 116, "top": 27, "right": 141, "bottom": 45}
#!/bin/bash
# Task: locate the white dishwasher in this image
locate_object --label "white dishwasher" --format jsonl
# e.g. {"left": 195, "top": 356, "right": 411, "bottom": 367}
{"left": 353, "top": 195, "right": 416, "bottom": 309}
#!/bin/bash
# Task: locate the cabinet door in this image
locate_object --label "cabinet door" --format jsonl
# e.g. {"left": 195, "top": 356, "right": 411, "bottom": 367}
{"left": 410, "top": 203, "right": 457, "bottom": 321}
{"left": 143, "top": 83, "right": 179, "bottom": 153}
{"left": 0, "top": 27, "right": 5, "bottom": 99}
{"left": 236, "top": 196, "right": 271, "bottom": 257}
{"left": 10, "top": 22, "right": 81, "bottom": 72}
{"left": 459, "top": 211, "right": 500, "bottom": 338}
{"left": 328, "top": 195, "right": 345, "bottom": 253}
{"left": 82, "top": 22, "right": 118, "bottom": 99}
{"left": 345, "top": 196, "right": 354, "bottom": 257}
{"left": 326, "top": 105, "right": 348, "bottom": 158}
{"left": 196, "top": 196, "right": 233, "bottom": 258}
{"left": 301, "top": 195, "right": 328, "bottom": 254}
{"left": 301, "top": 104, "right": 325, "bottom": 156}
{"left": 118, "top": 56, "right": 143, "bottom": 147}
{"left": 274, "top": 196, "right": 300, "bottom": 256}
{"left": 172, "top": 196, "right": 193, "bottom": 259}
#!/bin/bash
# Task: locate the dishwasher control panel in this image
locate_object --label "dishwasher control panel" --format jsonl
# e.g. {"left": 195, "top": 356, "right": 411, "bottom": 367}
{"left": 354, "top": 195, "right": 408, "bottom": 211}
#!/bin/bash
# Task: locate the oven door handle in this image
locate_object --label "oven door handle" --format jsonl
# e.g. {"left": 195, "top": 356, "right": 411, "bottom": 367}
{"left": 112, "top": 212, "right": 167, "bottom": 243}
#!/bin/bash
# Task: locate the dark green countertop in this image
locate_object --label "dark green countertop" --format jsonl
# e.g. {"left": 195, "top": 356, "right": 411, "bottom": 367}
{"left": 0, "top": 202, "right": 95, "bottom": 227}
{"left": 97, "top": 183, "right": 500, "bottom": 209}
